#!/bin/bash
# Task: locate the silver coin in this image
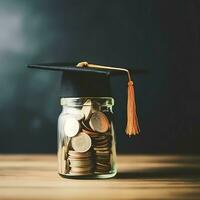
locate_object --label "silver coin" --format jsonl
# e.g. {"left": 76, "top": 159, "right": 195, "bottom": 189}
{"left": 71, "top": 132, "right": 92, "bottom": 153}
{"left": 63, "top": 116, "right": 80, "bottom": 137}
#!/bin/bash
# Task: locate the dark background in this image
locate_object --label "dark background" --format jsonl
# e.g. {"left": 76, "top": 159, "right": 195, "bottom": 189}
{"left": 0, "top": 0, "right": 199, "bottom": 154}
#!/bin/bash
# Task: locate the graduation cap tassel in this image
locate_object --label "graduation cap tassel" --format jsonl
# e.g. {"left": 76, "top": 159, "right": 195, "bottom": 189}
{"left": 77, "top": 61, "right": 140, "bottom": 136}
{"left": 126, "top": 74, "right": 140, "bottom": 136}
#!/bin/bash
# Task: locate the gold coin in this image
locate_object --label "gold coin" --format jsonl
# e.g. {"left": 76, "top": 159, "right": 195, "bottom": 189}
{"left": 71, "top": 132, "right": 92, "bottom": 152}
{"left": 69, "top": 160, "right": 93, "bottom": 168}
{"left": 70, "top": 166, "right": 93, "bottom": 173}
{"left": 95, "top": 150, "right": 110, "bottom": 155}
{"left": 69, "top": 156, "right": 92, "bottom": 161}
{"left": 89, "top": 111, "right": 110, "bottom": 133}
{"left": 81, "top": 99, "right": 93, "bottom": 120}
{"left": 94, "top": 147, "right": 110, "bottom": 151}
{"left": 68, "top": 150, "right": 92, "bottom": 158}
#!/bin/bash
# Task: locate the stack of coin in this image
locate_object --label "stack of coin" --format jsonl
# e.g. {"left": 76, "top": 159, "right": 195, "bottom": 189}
{"left": 81, "top": 101, "right": 112, "bottom": 174}
{"left": 68, "top": 150, "right": 93, "bottom": 175}
{"left": 93, "top": 134, "right": 112, "bottom": 173}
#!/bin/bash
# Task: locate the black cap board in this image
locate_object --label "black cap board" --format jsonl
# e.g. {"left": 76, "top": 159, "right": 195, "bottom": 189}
{"left": 27, "top": 62, "right": 141, "bottom": 98}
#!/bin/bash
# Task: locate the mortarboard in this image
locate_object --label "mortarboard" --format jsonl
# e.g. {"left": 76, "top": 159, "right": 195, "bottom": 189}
{"left": 28, "top": 61, "right": 141, "bottom": 136}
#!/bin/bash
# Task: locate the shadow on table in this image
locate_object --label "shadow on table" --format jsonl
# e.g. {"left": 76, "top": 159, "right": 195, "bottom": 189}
{"left": 116, "top": 155, "right": 200, "bottom": 180}
{"left": 116, "top": 169, "right": 200, "bottom": 180}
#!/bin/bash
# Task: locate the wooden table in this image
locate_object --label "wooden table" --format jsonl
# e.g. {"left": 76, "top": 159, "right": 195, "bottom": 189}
{"left": 0, "top": 155, "right": 200, "bottom": 200}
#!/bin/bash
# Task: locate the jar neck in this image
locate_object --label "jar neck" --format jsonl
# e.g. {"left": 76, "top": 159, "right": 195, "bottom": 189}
{"left": 60, "top": 97, "right": 114, "bottom": 113}
{"left": 60, "top": 97, "right": 114, "bottom": 107}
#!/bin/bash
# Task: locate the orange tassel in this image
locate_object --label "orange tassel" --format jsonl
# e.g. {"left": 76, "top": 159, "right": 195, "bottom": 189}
{"left": 126, "top": 80, "right": 140, "bottom": 136}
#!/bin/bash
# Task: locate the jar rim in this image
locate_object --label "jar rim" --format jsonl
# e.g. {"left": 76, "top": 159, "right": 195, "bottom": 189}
{"left": 60, "top": 97, "right": 114, "bottom": 107}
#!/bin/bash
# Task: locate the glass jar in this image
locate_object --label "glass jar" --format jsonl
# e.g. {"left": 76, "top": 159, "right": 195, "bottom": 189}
{"left": 57, "top": 97, "right": 117, "bottom": 179}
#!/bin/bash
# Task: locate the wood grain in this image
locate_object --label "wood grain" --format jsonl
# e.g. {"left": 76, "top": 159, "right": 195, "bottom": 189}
{"left": 0, "top": 155, "right": 200, "bottom": 200}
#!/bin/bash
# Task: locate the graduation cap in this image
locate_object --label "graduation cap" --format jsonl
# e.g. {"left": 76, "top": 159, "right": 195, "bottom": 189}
{"left": 28, "top": 61, "right": 140, "bottom": 136}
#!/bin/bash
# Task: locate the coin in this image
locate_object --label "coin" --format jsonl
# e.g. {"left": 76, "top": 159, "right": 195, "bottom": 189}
{"left": 81, "top": 121, "right": 93, "bottom": 131}
{"left": 81, "top": 99, "right": 93, "bottom": 120}
{"left": 69, "top": 160, "right": 93, "bottom": 168}
{"left": 94, "top": 147, "right": 110, "bottom": 151}
{"left": 68, "top": 148, "right": 94, "bottom": 175}
{"left": 95, "top": 152, "right": 111, "bottom": 156}
{"left": 96, "top": 165, "right": 110, "bottom": 172}
{"left": 94, "top": 133, "right": 112, "bottom": 139}
{"left": 63, "top": 116, "right": 80, "bottom": 137}
{"left": 93, "top": 134, "right": 108, "bottom": 140}
{"left": 94, "top": 138, "right": 109, "bottom": 144}
{"left": 96, "top": 156, "right": 110, "bottom": 161}
{"left": 89, "top": 111, "right": 110, "bottom": 133}
{"left": 68, "top": 150, "right": 92, "bottom": 158}
{"left": 96, "top": 164, "right": 110, "bottom": 169}
{"left": 96, "top": 144, "right": 110, "bottom": 149}
{"left": 95, "top": 139, "right": 110, "bottom": 145}
{"left": 82, "top": 129, "right": 100, "bottom": 137}
{"left": 70, "top": 166, "right": 93, "bottom": 173}
{"left": 71, "top": 132, "right": 92, "bottom": 152}
{"left": 94, "top": 139, "right": 110, "bottom": 145}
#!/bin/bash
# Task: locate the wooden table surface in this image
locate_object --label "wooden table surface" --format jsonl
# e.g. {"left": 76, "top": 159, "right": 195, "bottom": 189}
{"left": 0, "top": 155, "right": 200, "bottom": 200}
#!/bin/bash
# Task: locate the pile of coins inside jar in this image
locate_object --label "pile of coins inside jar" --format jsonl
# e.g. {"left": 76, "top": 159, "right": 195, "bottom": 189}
{"left": 59, "top": 99, "right": 113, "bottom": 176}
